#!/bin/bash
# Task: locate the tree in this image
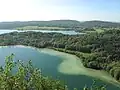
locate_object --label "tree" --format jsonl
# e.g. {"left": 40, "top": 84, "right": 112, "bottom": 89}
{"left": 0, "top": 54, "right": 67, "bottom": 90}
{"left": 0, "top": 54, "right": 107, "bottom": 90}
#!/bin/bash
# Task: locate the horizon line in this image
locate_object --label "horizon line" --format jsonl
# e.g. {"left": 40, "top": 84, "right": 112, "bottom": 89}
{"left": 0, "top": 19, "right": 120, "bottom": 23}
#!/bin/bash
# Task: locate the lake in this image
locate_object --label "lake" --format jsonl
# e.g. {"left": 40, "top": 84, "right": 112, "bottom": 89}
{"left": 0, "top": 30, "right": 84, "bottom": 35}
{"left": 0, "top": 46, "right": 120, "bottom": 90}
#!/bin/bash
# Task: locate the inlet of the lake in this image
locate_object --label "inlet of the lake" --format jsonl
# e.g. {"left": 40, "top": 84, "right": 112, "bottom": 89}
{"left": 0, "top": 30, "right": 84, "bottom": 35}
{"left": 0, "top": 45, "right": 120, "bottom": 90}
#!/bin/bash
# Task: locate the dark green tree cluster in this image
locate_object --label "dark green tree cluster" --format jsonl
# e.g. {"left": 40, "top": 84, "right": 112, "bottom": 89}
{"left": 0, "top": 32, "right": 91, "bottom": 53}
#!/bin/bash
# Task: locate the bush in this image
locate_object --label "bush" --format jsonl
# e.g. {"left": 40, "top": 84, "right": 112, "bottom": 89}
{"left": 0, "top": 54, "right": 67, "bottom": 90}
{"left": 0, "top": 54, "right": 107, "bottom": 90}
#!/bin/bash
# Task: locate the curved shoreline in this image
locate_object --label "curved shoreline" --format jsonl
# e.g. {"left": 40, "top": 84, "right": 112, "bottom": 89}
{"left": 39, "top": 48, "right": 120, "bottom": 87}
{"left": 0, "top": 45, "right": 120, "bottom": 88}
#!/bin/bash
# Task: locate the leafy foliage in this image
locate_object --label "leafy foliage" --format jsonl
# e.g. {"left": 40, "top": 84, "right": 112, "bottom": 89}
{"left": 83, "top": 80, "right": 106, "bottom": 90}
{"left": 0, "top": 54, "right": 67, "bottom": 90}
{"left": 0, "top": 54, "right": 106, "bottom": 90}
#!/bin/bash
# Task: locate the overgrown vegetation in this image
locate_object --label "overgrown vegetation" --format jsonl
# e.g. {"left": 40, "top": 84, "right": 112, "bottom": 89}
{"left": 0, "top": 54, "right": 106, "bottom": 90}
{"left": 0, "top": 29, "right": 120, "bottom": 82}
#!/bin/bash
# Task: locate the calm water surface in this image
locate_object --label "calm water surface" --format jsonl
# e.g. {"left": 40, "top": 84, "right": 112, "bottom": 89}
{"left": 0, "top": 30, "right": 84, "bottom": 35}
{"left": 0, "top": 46, "right": 120, "bottom": 90}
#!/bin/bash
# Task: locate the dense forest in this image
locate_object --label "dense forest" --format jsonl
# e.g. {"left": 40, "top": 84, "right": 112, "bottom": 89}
{"left": 0, "top": 20, "right": 120, "bottom": 29}
{"left": 0, "top": 29, "right": 120, "bottom": 83}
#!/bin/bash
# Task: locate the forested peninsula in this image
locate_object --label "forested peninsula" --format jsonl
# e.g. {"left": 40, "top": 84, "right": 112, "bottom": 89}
{"left": 0, "top": 29, "right": 120, "bottom": 83}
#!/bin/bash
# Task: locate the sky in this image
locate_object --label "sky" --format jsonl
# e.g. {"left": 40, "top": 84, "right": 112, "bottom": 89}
{"left": 0, "top": 0, "right": 120, "bottom": 22}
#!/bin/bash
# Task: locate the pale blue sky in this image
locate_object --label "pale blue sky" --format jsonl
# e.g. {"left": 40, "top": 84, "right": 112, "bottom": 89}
{"left": 0, "top": 0, "right": 120, "bottom": 22}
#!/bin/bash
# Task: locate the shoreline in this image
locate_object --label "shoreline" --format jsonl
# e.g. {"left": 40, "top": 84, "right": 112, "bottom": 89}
{"left": 0, "top": 45, "right": 120, "bottom": 88}
{"left": 39, "top": 48, "right": 120, "bottom": 87}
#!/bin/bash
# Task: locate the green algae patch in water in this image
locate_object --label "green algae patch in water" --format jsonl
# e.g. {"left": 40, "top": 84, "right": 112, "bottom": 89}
{"left": 40, "top": 48, "right": 120, "bottom": 88}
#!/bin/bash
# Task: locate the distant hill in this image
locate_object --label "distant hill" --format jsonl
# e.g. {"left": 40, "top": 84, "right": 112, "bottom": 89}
{"left": 0, "top": 20, "right": 80, "bottom": 29}
{"left": 0, "top": 20, "right": 120, "bottom": 29}
{"left": 79, "top": 20, "right": 120, "bottom": 28}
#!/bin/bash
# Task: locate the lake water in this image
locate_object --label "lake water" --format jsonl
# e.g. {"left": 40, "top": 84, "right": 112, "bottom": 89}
{"left": 0, "top": 30, "right": 83, "bottom": 35}
{"left": 0, "top": 46, "right": 120, "bottom": 90}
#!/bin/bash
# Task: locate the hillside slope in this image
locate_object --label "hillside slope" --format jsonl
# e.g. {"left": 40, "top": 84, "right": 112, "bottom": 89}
{"left": 80, "top": 21, "right": 120, "bottom": 28}
{"left": 0, "top": 20, "right": 80, "bottom": 29}
{"left": 0, "top": 20, "right": 120, "bottom": 29}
